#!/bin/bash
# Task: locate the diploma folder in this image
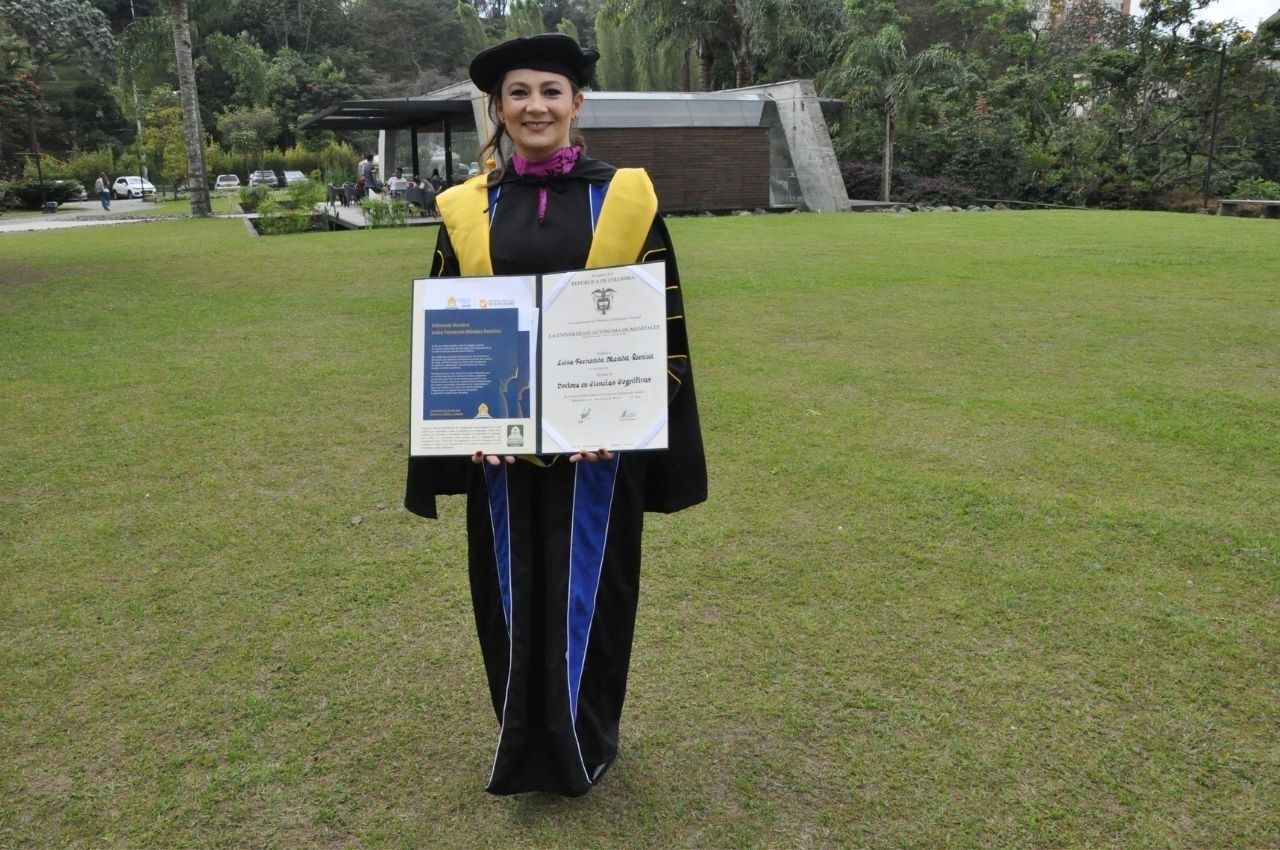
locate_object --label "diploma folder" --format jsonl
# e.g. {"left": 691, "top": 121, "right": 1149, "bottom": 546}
{"left": 410, "top": 262, "right": 669, "bottom": 457}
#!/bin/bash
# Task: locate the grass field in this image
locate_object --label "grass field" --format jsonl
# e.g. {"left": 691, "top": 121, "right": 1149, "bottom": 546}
{"left": 1, "top": 211, "right": 1277, "bottom": 849}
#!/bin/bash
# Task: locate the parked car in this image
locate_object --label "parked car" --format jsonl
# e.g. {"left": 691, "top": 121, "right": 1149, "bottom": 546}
{"left": 248, "top": 170, "right": 279, "bottom": 187}
{"left": 112, "top": 176, "right": 157, "bottom": 199}
{"left": 282, "top": 170, "right": 308, "bottom": 186}
{"left": 213, "top": 174, "right": 241, "bottom": 191}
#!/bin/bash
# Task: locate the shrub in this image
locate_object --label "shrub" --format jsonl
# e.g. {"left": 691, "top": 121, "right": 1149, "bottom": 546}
{"left": 283, "top": 178, "right": 325, "bottom": 210}
{"left": 4, "top": 179, "right": 86, "bottom": 209}
{"left": 65, "top": 148, "right": 119, "bottom": 193}
{"left": 255, "top": 195, "right": 321, "bottom": 235}
{"left": 359, "top": 196, "right": 407, "bottom": 228}
{"left": 21, "top": 154, "right": 75, "bottom": 182}
{"left": 316, "top": 140, "right": 359, "bottom": 185}
{"left": 1232, "top": 177, "right": 1280, "bottom": 200}
{"left": 899, "top": 173, "right": 977, "bottom": 207}
{"left": 238, "top": 183, "right": 272, "bottom": 212}
{"left": 839, "top": 161, "right": 977, "bottom": 206}
{"left": 205, "top": 142, "right": 237, "bottom": 180}
{"left": 840, "top": 161, "right": 881, "bottom": 200}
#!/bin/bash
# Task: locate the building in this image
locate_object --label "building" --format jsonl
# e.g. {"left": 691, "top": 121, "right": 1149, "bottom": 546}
{"left": 301, "top": 80, "right": 851, "bottom": 214}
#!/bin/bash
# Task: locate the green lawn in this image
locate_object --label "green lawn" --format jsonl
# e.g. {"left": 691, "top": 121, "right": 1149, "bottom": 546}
{"left": 1, "top": 211, "right": 1277, "bottom": 849}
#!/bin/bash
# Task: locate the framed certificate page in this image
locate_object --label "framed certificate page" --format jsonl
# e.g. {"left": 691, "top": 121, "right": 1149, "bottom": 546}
{"left": 410, "top": 262, "right": 668, "bottom": 457}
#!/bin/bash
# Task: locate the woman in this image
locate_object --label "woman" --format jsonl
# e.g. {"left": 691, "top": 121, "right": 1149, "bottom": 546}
{"left": 405, "top": 33, "right": 706, "bottom": 797}
{"left": 94, "top": 172, "right": 110, "bottom": 211}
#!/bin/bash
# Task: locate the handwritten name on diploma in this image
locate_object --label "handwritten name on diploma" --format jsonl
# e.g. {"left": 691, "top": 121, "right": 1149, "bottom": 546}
{"left": 557, "top": 376, "right": 655, "bottom": 390}
{"left": 554, "top": 353, "right": 656, "bottom": 366}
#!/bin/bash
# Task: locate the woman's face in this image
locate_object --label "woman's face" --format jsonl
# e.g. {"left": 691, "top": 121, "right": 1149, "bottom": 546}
{"left": 495, "top": 69, "right": 583, "bottom": 160}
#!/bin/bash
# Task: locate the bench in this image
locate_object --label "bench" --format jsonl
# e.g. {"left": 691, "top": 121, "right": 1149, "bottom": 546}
{"left": 1217, "top": 198, "right": 1280, "bottom": 219}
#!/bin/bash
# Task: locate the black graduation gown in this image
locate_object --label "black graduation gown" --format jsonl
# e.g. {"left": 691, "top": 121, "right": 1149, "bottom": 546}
{"left": 404, "top": 157, "right": 707, "bottom": 796}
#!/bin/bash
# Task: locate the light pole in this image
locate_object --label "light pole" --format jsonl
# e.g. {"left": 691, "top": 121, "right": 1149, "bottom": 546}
{"left": 1191, "top": 42, "right": 1228, "bottom": 211}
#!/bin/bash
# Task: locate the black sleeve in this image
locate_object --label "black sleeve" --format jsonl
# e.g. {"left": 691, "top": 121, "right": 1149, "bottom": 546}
{"left": 636, "top": 215, "right": 708, "bottom": 514}
{"left": 404, "top": 224, "right": 471, "bottom": 519}
{"left": 429, "top": 224, "right": 460, "bottom": 277}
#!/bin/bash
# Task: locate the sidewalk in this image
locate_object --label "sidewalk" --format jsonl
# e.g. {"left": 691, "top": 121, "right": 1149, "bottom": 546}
{"left": 0, "top": 197, "right": 246, "bottom": 234}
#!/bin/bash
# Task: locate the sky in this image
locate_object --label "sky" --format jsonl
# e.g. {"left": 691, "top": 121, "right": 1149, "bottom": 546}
{"left": 1185, "top": 0, "right": 1279, "bottom": 27}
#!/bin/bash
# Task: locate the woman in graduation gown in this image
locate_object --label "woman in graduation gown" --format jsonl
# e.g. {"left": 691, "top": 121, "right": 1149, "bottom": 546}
{"left": 404, "top": 33, "right": 707, "bottom": 797}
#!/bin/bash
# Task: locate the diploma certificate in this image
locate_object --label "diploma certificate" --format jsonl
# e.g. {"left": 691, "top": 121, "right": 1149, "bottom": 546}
{"left": 409, "top": 262, "right": 668, "bottom": 456}
{"left": 539, "top": 263, "right": 669, "bottom": 453}
{"left": 410, "top": 275, "right": 538, "bottom": 457}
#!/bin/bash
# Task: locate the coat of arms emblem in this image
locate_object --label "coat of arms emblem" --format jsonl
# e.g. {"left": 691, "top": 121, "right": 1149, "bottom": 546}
{"left": 592, "top": 287, "right": 615, "bottom": 315}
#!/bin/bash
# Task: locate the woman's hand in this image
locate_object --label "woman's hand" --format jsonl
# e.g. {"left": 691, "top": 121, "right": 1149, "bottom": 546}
{"left": 569, "top": 448, "right": 613, "bottom": 463}
{"left": 472, "top": 451, "right": 515, "bottom": 465}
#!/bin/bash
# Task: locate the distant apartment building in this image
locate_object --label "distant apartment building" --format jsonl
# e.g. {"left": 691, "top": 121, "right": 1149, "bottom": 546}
{"left": 1029, "top": 0, "right": 1133, "bottom": 32}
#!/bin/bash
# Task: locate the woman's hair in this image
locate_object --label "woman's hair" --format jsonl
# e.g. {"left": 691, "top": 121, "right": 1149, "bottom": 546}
{"left": 478, "top": 74, "right": 586, "bottom": 188}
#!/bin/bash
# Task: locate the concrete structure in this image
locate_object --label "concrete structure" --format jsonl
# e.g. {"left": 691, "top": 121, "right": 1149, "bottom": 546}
{"left": 728, "top": 80, "right": 851, "bottom": 213}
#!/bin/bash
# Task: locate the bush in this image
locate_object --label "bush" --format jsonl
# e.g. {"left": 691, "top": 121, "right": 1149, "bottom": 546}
{"left": 21, "top": 155, "right": 75, "bottom": 182}
{"left": 1232, "top": 177, "right": 1280, "bottom": 200}
{"left": 64, "top": 148, "right": 119, "bottom": 193}
{"left": 3, "top": 179, "right": 86, "bottom": 209}
{"left": 359, "top": 196, "right": 407, "bottom": 228}
{"left": 282, "top": 179, "right": 325, "bottom": 210}
{"left": 204, "top": 142, "right": 237, "bottom": 180}
{"left": 316, "top": 140, "right": 358, "bottom": 185}
{"left": 255, "top": 195, "right": 322, "bottom": 235}
{"left": 238, "top": 183, "right": 272, "bottom": 212}
{"left": 840, "top": 161, "right": 977, "bottom": 206}
{"left": 840, "top": 161, "right": 882, "bottom": 200}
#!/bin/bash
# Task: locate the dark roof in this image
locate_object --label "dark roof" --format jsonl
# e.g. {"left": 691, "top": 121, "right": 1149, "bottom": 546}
{"left": 299, "top": 98, "right": 474, "bottom": 132}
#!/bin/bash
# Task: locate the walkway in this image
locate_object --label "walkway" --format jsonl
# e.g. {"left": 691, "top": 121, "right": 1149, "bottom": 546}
{"left": 0, "top": 197, "right": 249, "bottom": 235}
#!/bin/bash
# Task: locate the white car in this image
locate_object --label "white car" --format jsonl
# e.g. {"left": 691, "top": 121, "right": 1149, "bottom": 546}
{"left": 214, "top": 174, "right": 241, "bottom": 191}
{"left": 282, "top": 170, "right": 308, "bottom": 186}
{"left": 113, "top": 176, "right": 156, "bottom": 199}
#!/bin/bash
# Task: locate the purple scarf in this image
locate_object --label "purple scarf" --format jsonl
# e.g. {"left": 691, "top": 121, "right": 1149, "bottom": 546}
{"left": 509, "top": 146, "right": 582, "bottom": 225}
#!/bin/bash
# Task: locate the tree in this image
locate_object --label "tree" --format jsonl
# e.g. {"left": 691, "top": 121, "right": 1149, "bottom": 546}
{"left": 0, "top": 19, "right": 35, "bottom": 120}
{"left": 217, "top": 105, "right": 278, "bottom": 168}
{"left": 168, "top": 0, "right": 211, "bottom": 214}
{"left": 226, "top": 0, "right": 348, "bottom": 53}
{"left": 204, "top": 32, "right": 270, "bottom": 107}
{"left": 599, "top": 0, "right": 844, "bottom": 91}
{"left": 0, "top": 19, "right": 39, "bottom": 164}
{"left": 137, "top": 87, "right": 185, "bottom": 187}
{"left": 506, "top": 0, "right": 544, "bottom": 38}
{"left": 826, "top": 24, "right": 964, "bottom": 200}
{"left": 262, "top": 48, "right": 355, "bottom": 147}
{"left": 0, "top": 0, "right": 115, "bottom": 82}
{"left": 456, "top": 1, "right": 490, "bottom": 56}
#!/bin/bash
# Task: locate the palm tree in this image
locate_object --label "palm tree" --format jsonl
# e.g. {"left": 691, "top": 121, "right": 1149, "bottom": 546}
{"left": 116, "top": 1, "right": 211, "bottom": 215}
{"left": 605, "top": 0, "right": 757, "bottom": 91}
{"left": 825, "top": 25, "right": 963, "bottom": 202}
{"left": 168, "top": 0, "right": 210, "bottom": 215}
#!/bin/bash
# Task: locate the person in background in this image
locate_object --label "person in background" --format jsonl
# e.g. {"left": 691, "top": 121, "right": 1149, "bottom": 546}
{"left": 386, "top": 166, "right": 409, "bottom": 198}
{"left": 405, "top": 32, "right": 706, "bottom": 798}
{"left": 94, "top": 173, "right": 110, "bottom": 211}
{"left": 429, "top": 168, "right": 445, "bottom": 191}
{"left": 359, "top": 153, "right": 379, "bottom": 194}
